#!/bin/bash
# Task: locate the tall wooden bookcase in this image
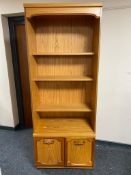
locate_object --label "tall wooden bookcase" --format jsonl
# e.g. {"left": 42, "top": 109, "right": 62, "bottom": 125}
{"left": 24, "top": 3, "right": 102, "bottom": 168}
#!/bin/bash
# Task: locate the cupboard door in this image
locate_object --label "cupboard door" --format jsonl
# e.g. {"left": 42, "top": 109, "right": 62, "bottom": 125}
{"left": 66, "top": 138, "right": 94, "bottom": 167}
{"left": 34, "top": 137, "right": 64, "bottom": 166}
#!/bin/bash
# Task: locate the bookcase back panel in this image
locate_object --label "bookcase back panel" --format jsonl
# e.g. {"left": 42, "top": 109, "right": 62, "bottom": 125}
{"left": 36, "top": 56, "right": 92, "bottom": 77}
{"left": 37, "top": 82, "right": 92, "bottom": 106}
{"left": 39, "top": 112, "right": 90, "bottom": 118}
{"left": 34, "top": 16, "right": 94, "bottom": 53}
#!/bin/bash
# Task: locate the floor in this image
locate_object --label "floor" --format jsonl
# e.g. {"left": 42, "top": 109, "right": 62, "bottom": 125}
{"left": 0, "top": 129, "right": 131, "bottom": 175}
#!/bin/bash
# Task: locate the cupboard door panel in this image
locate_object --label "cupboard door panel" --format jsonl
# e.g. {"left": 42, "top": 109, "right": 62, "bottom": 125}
{"left": 66, "top": 138, "right": 94, "bottom": 167}
{"left": 34, "top": 137, "right": 64, "bottom": 166}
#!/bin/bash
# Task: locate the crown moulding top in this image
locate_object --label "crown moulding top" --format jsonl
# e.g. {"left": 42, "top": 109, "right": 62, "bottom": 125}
{"left": 24, "top": 3, "right": 103, "bottom": 8}
{"left": 24, "top": 3, "right": 102, "bottom": 19}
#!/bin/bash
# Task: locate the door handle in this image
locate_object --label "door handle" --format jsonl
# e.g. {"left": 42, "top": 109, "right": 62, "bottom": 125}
{"left": 73, "top": 140, "right": 85, "bottom": 145}
{"left": 43, "top": 139, "right": 54, "bottom": 144}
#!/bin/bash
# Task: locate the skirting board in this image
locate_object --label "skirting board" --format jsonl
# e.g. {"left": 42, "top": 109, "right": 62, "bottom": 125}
{"left": 96, "top": 140, "right": 131, "bottom": 148}
{"left": 0, "top": 124, "right": 20, "bottom": 130}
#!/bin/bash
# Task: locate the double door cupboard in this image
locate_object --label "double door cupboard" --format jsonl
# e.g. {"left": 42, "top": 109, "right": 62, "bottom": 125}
{"left": 24, "top": 3, "right": 102, "bottom": 168}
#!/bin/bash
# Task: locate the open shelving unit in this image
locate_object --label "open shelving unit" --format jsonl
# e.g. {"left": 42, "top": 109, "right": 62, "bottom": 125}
{"left": 24, "top": 3, "right": 102, "bottom": 169}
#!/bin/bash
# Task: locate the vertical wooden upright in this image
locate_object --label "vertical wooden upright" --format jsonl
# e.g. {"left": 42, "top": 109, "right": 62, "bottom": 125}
{"left": 24, "top": 3, "right": 102, "bottom": 168}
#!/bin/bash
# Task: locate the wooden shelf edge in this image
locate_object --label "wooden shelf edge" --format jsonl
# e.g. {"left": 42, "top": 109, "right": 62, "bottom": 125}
{"left": 33, "top": 132, "right": 96, "bottom": 138}
{"left": 32, "top": 52, "right": 95, "bottom": 56}
{"left": 32, "top": 76, "right": 93, "bottom": 82}
{"left": 35, "top": 104, "right": 92, "bottom": 112}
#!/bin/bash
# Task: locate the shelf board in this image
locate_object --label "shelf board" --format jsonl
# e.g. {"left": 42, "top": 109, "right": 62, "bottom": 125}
{"left": 33, "top": 76, "right": 93, "bottom": 82}
{"left": 33, "top": 52, "right": 95, "bottom": 56}
{"left": 35, "top": 104, "right": 92, "bottom": 112}
{"left": 33, "top": 117, "right": 95, "bottom": 137}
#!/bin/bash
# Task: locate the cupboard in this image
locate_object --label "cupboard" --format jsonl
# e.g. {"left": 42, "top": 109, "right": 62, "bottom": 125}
{"left": 24, "top": 3, "right": 102, "bottom": 168}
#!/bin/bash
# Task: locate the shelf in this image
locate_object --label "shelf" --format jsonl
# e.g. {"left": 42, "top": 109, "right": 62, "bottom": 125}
{"left": 33, "top": 52, "right": 95, "bottom": 56}
{"left": 33, "top": 76, "right": 93, "bottom": 82}
{"left": 35, "top": 104, "right": 92, "bottom": 112}
{"left": 34, "top": 117, "right": 95, "bottom": 137}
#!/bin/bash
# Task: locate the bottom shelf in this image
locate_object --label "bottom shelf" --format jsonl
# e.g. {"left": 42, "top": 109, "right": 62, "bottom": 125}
{"left": 34, "top": 117, "right": 95, "bottom": 137}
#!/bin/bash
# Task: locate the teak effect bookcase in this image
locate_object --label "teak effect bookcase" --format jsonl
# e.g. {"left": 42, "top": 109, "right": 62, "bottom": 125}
{"left": 24, "top": 3, "right": 102, "bottom": 168}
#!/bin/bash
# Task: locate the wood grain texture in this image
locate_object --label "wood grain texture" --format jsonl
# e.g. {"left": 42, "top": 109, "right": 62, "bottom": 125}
{"left": 36, "top": 104, "right": 92, "bottom": 112}
{"left": 35, "top": 16, "right": 94, "bottom": 53}
{"left": 66, "top": 138, "right": 94, "bottom": 166}
{"left": 35, "top": 82, "right": 92, "bottom": 110}
{"left": 34, "top": 137, "right": 64, "bottom": 166}
{"left": 25, "top": 18, "right": 38, "bottom": 130}
{"left": 24, "top": 3, "right": 102, "bottom": 8}
{"left": 38, "top": 112, "right": 90, "bottom": 118}
{"left": 90, "top": 18, "right": 100, "bottom": 131}
{"left": 33, "top": 76, "right": 93, "bottom": 82}
{"left": 24, "top": 3, "right": 102, "bottom": 168}
{"left": 34, "top": 118, "right": 95, "bottom": 137}
{"left": 25, "top": 7, "right": 102, "bottom": 19}
{"left": 34, "top": 55, "right": 92, "bottom": 78}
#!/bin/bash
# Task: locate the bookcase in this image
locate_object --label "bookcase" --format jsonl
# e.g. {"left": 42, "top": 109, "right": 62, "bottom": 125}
{"left": 24, "top": 3, "right": 102, "bottom": 168}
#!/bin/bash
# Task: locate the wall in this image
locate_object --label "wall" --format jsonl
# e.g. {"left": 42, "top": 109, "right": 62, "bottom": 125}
{"left": 0, "top": 16, "right": 17, "bottom": 127}
{"left": 97, "top": 6, "right": 131, "bottom": 144}
{"left": 0, "top": 16, "right": 19, "bottom": 127}
{"left": 0, "top": 0, "right": 131, "bottom": 144}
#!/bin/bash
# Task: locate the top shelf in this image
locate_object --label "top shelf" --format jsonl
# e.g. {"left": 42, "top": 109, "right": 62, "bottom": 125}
{"left": 32, "top": 52, "right": 95, "bottom": 56}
